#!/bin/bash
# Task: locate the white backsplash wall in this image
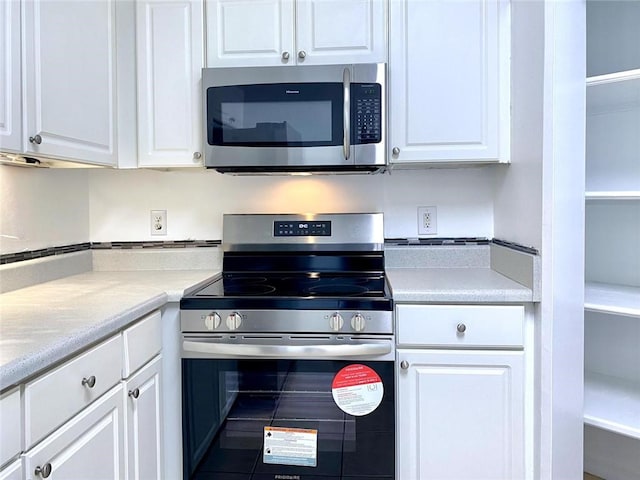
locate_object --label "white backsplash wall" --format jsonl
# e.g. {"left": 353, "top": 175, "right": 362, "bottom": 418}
{"left": 88, "top": 167, "right": 496, "bottom": 241}
{"left": 0, "top": 166, "right": 90, "bottom": 254}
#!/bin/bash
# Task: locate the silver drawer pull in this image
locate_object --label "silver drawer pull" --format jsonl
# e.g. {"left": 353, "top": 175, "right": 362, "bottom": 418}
{"left": 128, "top": 388, "right": 140, "bottom": 399}
{"left": 456, "top": 323, "right": 467, "bottom": 334}
{"left": 400, "top": 360, "right": 409, "bottom": 370}
{"left": 29, "top": 134, "right": 42, "bottom": 145}
{"left": 35, "top": 463, "right": 52, "bottom": 478}
{"left": 81, "top": 375, "right": 96, "bottom": 388}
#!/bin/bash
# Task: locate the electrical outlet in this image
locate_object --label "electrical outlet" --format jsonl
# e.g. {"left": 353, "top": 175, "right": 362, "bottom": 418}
{"left": 417, "top": 206, "right": 437, "bottom": 235}
{"left": 151, "top": 210, "right": 167, "bottom": 235}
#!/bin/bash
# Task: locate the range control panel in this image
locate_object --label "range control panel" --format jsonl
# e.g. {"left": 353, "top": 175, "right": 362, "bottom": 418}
{"left": 274, "top": 221, "right": 332, "bottom": 237}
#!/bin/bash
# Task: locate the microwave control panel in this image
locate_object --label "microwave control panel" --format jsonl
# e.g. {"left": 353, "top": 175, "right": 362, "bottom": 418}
{"left": 352, "top": 83, "right": 382, "bottom": 145}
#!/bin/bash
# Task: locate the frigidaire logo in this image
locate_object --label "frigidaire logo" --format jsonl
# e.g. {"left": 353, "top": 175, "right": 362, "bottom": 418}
{"left": 274, "top": 475, "right": 301, "bottom": 480}
{"left": 285, "top": 90, "right": 300, "bottom": 94}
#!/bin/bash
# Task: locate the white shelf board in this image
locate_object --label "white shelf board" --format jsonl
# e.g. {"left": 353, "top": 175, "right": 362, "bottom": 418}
{"left": 586, "top": 191, "right": 640, "bottom": 200}
{"left": 587, "top": 69, "right": 640, "bottom": 86}
{"left": 584, "top": 371, "right": 640, "bottom": 439}
{"left": 586, "top": 69, "right": 640, "bottom": 111}
{"left": 585, "top": 282, "right": 640, "bottom": 317}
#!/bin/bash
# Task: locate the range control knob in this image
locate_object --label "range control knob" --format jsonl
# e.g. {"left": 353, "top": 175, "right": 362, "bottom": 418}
{"left": 329, "top": 313, "right": 344, "bottom": 331}
{"left": 226, "top": 312, "right": 242, "bottom": 330}
{"left": 204, "top": 312, "right": 221, "bottom": 330}
{"left": 350, "top": 313, "right": 366, "bottom": 332}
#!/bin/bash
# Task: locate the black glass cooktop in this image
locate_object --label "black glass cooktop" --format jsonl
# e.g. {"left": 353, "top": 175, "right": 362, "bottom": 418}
{"left": 181, "top": 250, "right": 392, "bottom": 311}
{"left": 181, "top": 273, "right": 392, "bottom": 311}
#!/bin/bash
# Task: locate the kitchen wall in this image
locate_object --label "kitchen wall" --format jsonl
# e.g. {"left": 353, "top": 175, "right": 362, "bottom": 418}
{"left": 0, "top": 165, "right": 90, "bottom": 254}
{"left": 0, "top": 163, "right": 498, "bottom": 254}
{"left": 87, "top": 166, "right": 497, "bottom": 242}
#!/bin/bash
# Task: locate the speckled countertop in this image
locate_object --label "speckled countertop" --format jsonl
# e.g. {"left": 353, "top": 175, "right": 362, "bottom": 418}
{"left": 386, "top": 268, "right": 533, "bottom": 303}
{"left": 0, "top": 242, "right": 537, "bottom": 391}
{"left": 0, "top": 269, "right": 216, "bottom": 391}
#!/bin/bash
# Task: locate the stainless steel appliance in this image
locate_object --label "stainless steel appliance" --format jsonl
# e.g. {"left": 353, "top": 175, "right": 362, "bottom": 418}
{"left": 202, "top": 64, "right": 386, "bottom": 174}
{"left": 180, "top": 213, "right": 394, "bottom": 480}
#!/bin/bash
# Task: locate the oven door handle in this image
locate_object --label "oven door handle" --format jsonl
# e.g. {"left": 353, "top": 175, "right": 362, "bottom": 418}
{"left": 183, "top": 340, "right": 391, "bottom": 358}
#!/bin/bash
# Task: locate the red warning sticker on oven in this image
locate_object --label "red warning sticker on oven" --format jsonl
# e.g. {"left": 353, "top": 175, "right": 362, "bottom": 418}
{"left": 331, "top": 364, "right": 383, "bottom": 416}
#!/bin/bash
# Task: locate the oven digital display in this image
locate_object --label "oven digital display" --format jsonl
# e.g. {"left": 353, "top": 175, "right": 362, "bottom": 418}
{"left": 274, "top": 221, "right": 331, "bottom": 237}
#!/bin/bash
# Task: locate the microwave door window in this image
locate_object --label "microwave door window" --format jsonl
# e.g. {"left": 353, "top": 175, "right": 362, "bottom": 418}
{"left": 220, "top": 101, "right": 330, "bottom": 145}
{"left": 208, "top": 83, "right": 343, "bottom": 148}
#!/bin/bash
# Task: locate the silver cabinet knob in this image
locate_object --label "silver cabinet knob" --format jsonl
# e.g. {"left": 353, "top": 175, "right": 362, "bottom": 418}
{"left": 282, "top": 51, "right": 290, "bottom": 61}
{"left": 35, "top": 463, "right": 52, "bottom": 478}
{"left": 81, "top": 375, "right": 96, "bottom": 388}
{"left": 29, "top": 134, "right": 42, "bottom": 145}
{"left": 456, "top": 323, "right": 467, "bottom": 333}
{"left": 350, "top": 313, "right": 366, "bottom": 332}
{"left": 128, "top": 388, "right": 140, "bottom": 399}
{"left": 193, "top": 151, "right": 202, "bottom": 160}
{"left": 329, "top": 313, "right": 344, "bottom": 331}
{"left": 226, "top": 312, "right": 242, "bottom": 330}
{"left": 298, "top": 50, "right": 306, "bottom": 59}
{"left": 392, "top": 147, "right": 400, "bottom": 156}
{"left": 205, "top": 312, "right": 221, "bottom": 330}
{"left": 400, "top": 360, "right": 409, "bottom": 370}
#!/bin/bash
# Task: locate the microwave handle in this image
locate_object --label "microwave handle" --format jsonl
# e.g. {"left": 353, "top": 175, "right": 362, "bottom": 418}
{"left": 343, "top": 67, "right": 351, "bottom": 160}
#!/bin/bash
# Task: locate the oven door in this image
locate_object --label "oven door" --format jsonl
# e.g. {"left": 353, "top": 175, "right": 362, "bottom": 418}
{"left": 181, "top": 335, "right": 395, "bottom": 480}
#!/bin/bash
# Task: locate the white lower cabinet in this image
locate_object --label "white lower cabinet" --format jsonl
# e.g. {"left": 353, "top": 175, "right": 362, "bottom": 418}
{"left": 9, "top": 310, "right": 163, "bottom": 480}
{"left": 396, "top": 304, "right": 526, "bottom": 480}
{"left": 23, "top": 384, "right": 125, "bottom": 480}
{"left": 124, "top": 356, "right": 163, "bottom": 480}
{"left": 0, "top": 459, "right": 23, "bottom": 480}
{"left": 0, "top": 387, "right": 22, "bottom": 467}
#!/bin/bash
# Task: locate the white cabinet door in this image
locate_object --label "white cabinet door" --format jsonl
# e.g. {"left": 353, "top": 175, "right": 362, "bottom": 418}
{"left": 124, "top": 356, "right": 163, "bottom": 480}
{"left": 137, "top": 0, "right": 204, "bottom": 167}
{"left": 0, "top": 387, "right": 21, "bottom": 467}
{"left": 205, "top": 0, "right": 295, "bottom": 67}
{"left": 296, "top": 0, "right": 386, "bottom": 65}
{"left": 0, "top": 459, "right": 22, "bottom": 480}
{"left": 388, "top": 0, "right": 510, "bottom": 165}
{"left": 397, "top": 349, "right": 525, "bottom": 480}
{"left": 205, "top": 0, "right": 385, "bottom": 67}
{"left": 22, "top": 0, "right": 118, "bottom": 166}
{"left": 23, "top": 384, "right": 125, "bottom": 480}
{"left": 0, "top": 0, "right": 21, "bottom": 153}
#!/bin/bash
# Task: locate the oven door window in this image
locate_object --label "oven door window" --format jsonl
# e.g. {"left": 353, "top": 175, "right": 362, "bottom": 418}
{"left": 182, "top": 359, "right": 394, "bottom": 480}
{"left": 207, "top": 83, "right": 343, "bottom": 147}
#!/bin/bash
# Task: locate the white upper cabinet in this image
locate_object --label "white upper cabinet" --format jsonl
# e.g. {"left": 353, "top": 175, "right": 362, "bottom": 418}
{"left": 136, "top": 0, "right": 204, "bottom": 168}
{"left": 22, "top": 0, "right": 119, "bottom": 166}
{"left": 0, "top": 0, "right": 21, "bottom": 154}
{"left": 388, "top": 0, "right": 510, "bottom": 165}
{"left": 295, "top": 0, "right": 386, "bottom": 65}
{"left": 205, "top": 0, "right": 386, "bottom": 67}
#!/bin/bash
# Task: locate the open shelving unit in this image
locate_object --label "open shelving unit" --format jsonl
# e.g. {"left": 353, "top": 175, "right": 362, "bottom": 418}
{"left": 584, "top": 2, "right": 640, "bottom": 478}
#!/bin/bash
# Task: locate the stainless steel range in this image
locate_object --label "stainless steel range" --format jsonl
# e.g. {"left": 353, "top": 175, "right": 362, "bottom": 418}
{"left": 179, "top": 213, "right": 395, "bottom": 480}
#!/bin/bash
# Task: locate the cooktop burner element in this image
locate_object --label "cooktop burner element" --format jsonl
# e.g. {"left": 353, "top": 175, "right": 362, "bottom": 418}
{"left": 180, "top": 213, "right": 393, "bottom": 334}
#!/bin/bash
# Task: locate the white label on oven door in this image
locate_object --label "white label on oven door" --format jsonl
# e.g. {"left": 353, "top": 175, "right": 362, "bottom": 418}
{"left": 263, "top": 426, "right": 318, "bottom": 467}
{"left": 331, "top": 364, "right": 384, "bottom": 416}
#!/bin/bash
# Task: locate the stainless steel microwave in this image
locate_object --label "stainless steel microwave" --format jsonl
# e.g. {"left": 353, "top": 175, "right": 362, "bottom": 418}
{"left": 202, "top": 63, "right": 386, "bottom": 174}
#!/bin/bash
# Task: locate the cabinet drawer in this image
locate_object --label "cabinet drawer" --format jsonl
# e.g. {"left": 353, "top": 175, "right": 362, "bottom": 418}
{"left": 397, "top": 305, "right": 525, "bottom": 348}
{"left": 0, "top": 458, "right": 23, "bottom": 480}
{"left": 123, "top": 310, "right": 161, "bottom": 378}
{"left": 24, "top": 334, "right": 123, "bottom": 448}
{"left": 0, "top": 387, "right": 22, "bottom": 465}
